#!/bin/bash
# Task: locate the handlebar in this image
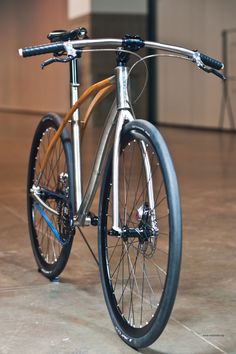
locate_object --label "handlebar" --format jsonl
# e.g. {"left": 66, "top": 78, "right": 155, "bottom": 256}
{"left": 19, "top": 42, "right": 66, "bottom": 58}
{"left": 19, "top": 39, "right": 124, "bottom": 57}
{"left": 18, "top": 36, "right": 224, "bottom": 77}
{"left": 199, "top": 52, "right": 223, "bottom": 71}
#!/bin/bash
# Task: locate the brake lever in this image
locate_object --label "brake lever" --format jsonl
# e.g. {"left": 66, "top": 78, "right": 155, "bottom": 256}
{"left": 199, "top": 64, "right": 226, "bottom": 81}
{"left": 41, "top": 55, "right": 75, "bottom": 69}
{"left": 41, "top": 49, "right": 82, "bottom": 69}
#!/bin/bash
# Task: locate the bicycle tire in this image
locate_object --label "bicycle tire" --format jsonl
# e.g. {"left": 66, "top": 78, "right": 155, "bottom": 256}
{"left": 27, "top": 113, "right": 75, "bottom": 280}
{"left": 98, "top": 119, "right": 182, "bottom": 348}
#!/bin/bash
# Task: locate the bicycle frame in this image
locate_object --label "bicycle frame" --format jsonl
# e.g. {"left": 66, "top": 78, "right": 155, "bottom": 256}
{"left": 32, "top": 57, "right": 155, "bottom": 231}
{"left": 27, "top": 36, "right": 224, "bottom": 232}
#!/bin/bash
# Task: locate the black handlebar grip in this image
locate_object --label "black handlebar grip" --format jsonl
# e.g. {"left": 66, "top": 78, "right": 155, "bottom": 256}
{"left": 200, "top": 53, "right": 224, "bottom": 70}
{"left": 19, "top": 42, "right": 65, "bottom": 57}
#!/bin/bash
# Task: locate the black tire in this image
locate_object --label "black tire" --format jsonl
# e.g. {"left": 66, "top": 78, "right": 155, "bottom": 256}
{"left": 27, "top": 113, "right": 75, "bottom": 280}
{"left": 98, "top": 120, "right": 182, "bottom": 348}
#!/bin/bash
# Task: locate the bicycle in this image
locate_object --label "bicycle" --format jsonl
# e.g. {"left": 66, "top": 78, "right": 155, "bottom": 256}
{"left": 19, "top": 27, "right": 224, "bottom": 349}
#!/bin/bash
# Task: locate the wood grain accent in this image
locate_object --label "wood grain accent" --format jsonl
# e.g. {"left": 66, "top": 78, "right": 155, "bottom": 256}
{"left": 81, "top": 84, "right": 115, "bottom": 134}
{"left": 39, "top": 76, "right": 115, "bottom": 176}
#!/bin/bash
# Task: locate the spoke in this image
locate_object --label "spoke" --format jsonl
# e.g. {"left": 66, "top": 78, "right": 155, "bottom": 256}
{"left": 124, "top": 143, "right": 146, "bottom": 226}
{"left": 46, "top": 143, "right": 64, "bottom": 187}
{"left": 117, "top": 241, "right": 140, "bottom": 309}
{"left": 43, "top": 136, "right": 61, "bottom": 188}
{"left": 127, "top": 244, "right": 140, "bottom": 326}
{"left": 108, "top": 237, "right": 121, "bottom": 262}
{"left": 46, "top": 224, "right": 50, "bottom": 262}
{"left": 107, "top": 239, "right": 139, "bottom": 249}
{"left": 140, "top": 254, "right": 145, "bottom": 326}
{"left": 142, "top": 261, "right": 157, "bottom": 309}
{"left": 155, "top": 194, "right": 167, "bottom": 208}
{"left": 121, "top": 242, "right": 124, "bottom": 312}
{"left": 127, "top": 244, "right": 135, "bottom": 325}
{"left": 126, "top": 154, "right": 159, "bottom": 226}
{"left": 154, "top": 179, "right": 164, "bottom": 209}
{"left": 37, "top": 210, "right": 45, "bottom": 244}
{"left": 125, "top": 242, "right": 140, "bottom": 297}
{"left": 112, "top": 240, "right": 124, "bottom": 292}
{"left": 110, "top": 238, "right": 136, "bottom": 279}
{"left": 158, "top": 232, "right": 169, "bottom": 236}
{"left": 147, "top": 257, "right": 167, "bottom": 276}
{"left": 157, "top": 212, "right": 169, "bottom": 220}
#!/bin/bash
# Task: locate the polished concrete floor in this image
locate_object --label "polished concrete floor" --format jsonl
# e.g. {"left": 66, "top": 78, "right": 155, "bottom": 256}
{"left": 0, "top": 112, "right": 235, "bottom": 354}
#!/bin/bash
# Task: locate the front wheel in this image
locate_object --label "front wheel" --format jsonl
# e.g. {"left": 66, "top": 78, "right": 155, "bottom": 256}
{"left": 98, "top": 120, "right": 182, "bottom": 348}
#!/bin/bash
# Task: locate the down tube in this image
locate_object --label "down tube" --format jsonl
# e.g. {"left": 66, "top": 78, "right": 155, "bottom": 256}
{"left": 77, "top": 102, "right": 117, "bottom": 225}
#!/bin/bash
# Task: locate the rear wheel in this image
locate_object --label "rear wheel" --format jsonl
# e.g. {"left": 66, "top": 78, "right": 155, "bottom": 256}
{"left": 27, "top": 113, "right": 75, "bottom": 280}
{"left": 98, "top": 120, "right": 182, "bottom": 348}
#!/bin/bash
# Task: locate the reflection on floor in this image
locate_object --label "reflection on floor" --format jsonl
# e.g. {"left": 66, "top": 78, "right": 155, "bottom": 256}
{"left": 0, "top": 112, "right": 235, "bottom": 354}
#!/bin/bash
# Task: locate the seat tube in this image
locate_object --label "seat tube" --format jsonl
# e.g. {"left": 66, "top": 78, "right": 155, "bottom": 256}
{"left": 70, "top": 59, "right": 82, "bottom": 212}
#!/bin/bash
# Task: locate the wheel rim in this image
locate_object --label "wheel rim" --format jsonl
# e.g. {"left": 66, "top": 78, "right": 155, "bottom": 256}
{"left": 30, "top": 126, "right": 68, "bottom": 265}
{"left": 103, "top": 135, "right": 171, "bottom": 330}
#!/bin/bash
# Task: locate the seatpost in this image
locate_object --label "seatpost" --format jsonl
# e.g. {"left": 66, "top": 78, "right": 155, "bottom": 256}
{"left": 69, "top": 59, "right": 82, "bottom": 213}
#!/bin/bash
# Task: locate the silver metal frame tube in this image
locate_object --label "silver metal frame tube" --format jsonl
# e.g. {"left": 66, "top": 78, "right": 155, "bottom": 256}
{"left": 115, "top": 66, "right": 130, "bottom": 109}
{"left": 30, "top": 185, "right": 59, "bottom": 216}
{"left": 72, "top": 117, "right": 82, "bottom": 212}
{"left": 70, "top": 60, "right": 83, "bottom": 213}
{"left": 77, "top": 101, "right": 118, "bottom": 225}
{"left": 112, "top": 65, "right": 133, "bottom": 232}
{"left": 140, "top": 141, "right": 157, "bottom": 230}
{"left": 112, "top": 109, "right": 134, "bottom": 232}
{"left": 144, "top": 40, "right": 194, "bottom": 58}
{"left": 66, "top": 39, "right": 195, "bottom": 59}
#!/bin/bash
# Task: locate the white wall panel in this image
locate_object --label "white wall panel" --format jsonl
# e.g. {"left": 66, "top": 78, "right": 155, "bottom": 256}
{"left": 68, "top": 0, "right": 91, "bottom": 19}
{"left": 158, "top": 0, "right": 236, "bottom": 128}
